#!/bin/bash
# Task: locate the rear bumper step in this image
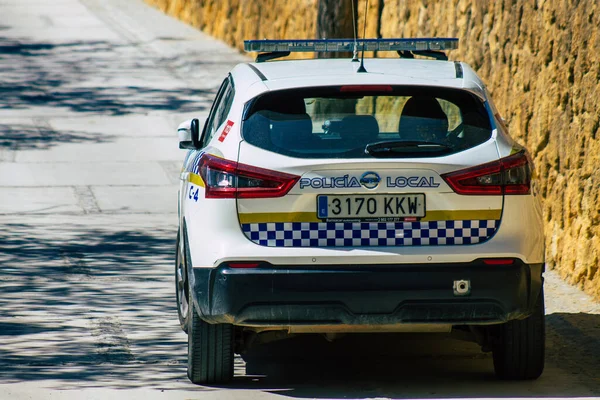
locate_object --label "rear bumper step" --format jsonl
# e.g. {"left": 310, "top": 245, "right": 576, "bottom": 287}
{"left": 190, "top": 260, "right": 543, "bottom": 328}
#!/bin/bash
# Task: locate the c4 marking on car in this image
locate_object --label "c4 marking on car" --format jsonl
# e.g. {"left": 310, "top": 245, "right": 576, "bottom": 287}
{"left": 187, "top": 174, "right": 205, "bottom": 203}
{"left": 188, "top": 185, "right": 200, "bottom": 202}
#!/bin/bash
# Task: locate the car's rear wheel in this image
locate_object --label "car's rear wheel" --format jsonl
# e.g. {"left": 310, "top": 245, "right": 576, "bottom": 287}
{"left": 492, "top": 288, "right": 545, "bottom": 380}
{"left": 175, "top": 231, "right": 189, "bottom": 333}
{"left": 187, "top": 291, "right": 234, "bottom": 385}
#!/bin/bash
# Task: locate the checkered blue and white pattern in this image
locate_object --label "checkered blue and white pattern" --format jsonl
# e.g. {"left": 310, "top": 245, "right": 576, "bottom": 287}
{"left": 241, "top": 220, "right": 500, "bottom": 247}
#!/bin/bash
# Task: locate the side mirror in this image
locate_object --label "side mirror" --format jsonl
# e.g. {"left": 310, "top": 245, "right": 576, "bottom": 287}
{"left": 178, "top": 118, "right": 206, "bottom": 149}
{"left": 191, "top": 118, "right": 201, "bottom": 148}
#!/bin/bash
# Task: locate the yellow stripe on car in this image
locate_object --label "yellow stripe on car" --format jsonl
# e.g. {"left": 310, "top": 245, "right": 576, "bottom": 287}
{"left": 423, "top": 209, "right": 501, "bottom": 221}
{"left": 189, "top": 173, "right": 205, "bottom": 187}
{"left": 239, "top": 212, "right": 321, "bottom": 223}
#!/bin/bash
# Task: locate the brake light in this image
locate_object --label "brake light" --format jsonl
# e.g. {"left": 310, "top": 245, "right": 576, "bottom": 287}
{"left": 197, "top": 154, "right": 300, "bottom": 199}
{"left": 340, "top": 85, "right": 393, "bottom": 92}
{"left": 441, "top": 151, "right": 532, "bottom": 195}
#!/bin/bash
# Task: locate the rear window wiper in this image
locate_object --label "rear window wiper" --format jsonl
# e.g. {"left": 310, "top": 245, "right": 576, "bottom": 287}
{"left": 365, "top": 140, "right": 452, "bottom": 156}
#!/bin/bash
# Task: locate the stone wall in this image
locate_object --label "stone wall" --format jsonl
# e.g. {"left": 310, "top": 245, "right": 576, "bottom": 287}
{"left": 144, "top": 0, "right": 317, "bottom": 55}
{"left": 380, "top": 1, "right": 600, "bottom": 301}
{"left": 145, "top": 0, "right": 600, "bottom": 300}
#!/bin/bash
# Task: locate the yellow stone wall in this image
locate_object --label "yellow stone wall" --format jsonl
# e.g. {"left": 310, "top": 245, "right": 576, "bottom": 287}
{"left": 380, "top": 1, "right": 600, "bottom": 301}
{"left": 145, "top": 0, "right": 600, "bottom": 300}
{"left": 145, "top": 0, "right": 317, "bottom": 53}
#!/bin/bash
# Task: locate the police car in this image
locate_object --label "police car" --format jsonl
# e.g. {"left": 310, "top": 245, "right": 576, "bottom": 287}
{"left": 175, "top": 38, "right": 545, "bottom": 384}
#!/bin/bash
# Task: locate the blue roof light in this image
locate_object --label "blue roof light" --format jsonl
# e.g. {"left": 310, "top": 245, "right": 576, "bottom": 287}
{"left": 244, "top": 38, "right": 458, "bottom": 53}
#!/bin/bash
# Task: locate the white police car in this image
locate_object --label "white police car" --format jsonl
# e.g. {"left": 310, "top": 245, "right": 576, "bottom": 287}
{"left": 175, "top": 38, "right": 545, "bottom": 384}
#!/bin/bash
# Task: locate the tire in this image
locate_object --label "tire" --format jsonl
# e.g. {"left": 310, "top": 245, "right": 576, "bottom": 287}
{"left": 187, "top": 288, "right": 234, "bottom": 385}
{"left": 175, "top": 231, "right": 189, "bottom": 332}
{"left": 492, "top": 289, "right": 545, "bottom": 380}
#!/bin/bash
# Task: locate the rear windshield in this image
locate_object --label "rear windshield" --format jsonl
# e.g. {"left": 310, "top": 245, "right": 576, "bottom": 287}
{"left": 242, "top": 86, "right": 492, "bottom": 158}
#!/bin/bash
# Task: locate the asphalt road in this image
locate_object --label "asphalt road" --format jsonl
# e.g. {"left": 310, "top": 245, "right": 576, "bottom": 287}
{"left": 0, "top": 1, "right": 599, "bottom": 399}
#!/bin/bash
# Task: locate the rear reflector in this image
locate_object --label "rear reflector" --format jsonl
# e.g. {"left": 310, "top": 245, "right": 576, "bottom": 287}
{"left": 482, "top": 259, "right": 515, "bottom": 265}
{"left": 441, "top": 151, "right": 532, "bottom": 195}
{"left": 197, "top": 154, "right": 300, "bottom": 199}
{"left": 228, "top": 262, "right": 260, "bottom": 268}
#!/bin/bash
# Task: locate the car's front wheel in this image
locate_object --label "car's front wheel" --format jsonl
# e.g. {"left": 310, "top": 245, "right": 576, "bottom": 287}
{"left": 187, "top": 290, "right": 235, "bottom": 384}
{"left": 492, "top": 288, "right": 545, "bottom": 380}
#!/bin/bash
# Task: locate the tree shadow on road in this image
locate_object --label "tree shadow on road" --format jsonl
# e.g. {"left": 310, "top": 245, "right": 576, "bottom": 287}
{"left": 1, "top": 219, "right": 599, "bottom": 397}
{"left": 0, "top": 121, "right": 115, "bottom": 151}
{"left": 0, "top": 36, "right": 217, "bottom": 152}
{"left": 0, "top": 37, "right": 215, "bottom": 116}
{"left": 0, "top": 219, "right": 189, "bottom": 388}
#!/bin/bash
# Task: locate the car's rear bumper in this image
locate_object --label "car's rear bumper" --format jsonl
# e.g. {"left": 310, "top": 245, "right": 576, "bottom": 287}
{"left": 190, "top": 260, "right": 543, "bottom": 329}
{"left": 185, "top": 194, "right": 546, "bottom": 268}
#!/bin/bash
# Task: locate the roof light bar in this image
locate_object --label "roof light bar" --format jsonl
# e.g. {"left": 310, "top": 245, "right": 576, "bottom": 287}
{"left": 244, "top": 38, "right": 458, "bottom": 53}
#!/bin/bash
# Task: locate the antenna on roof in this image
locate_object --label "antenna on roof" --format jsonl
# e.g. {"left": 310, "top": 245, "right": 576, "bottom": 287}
{"left": 357, "top": 0, "right": 368, "bottom": 73}
{"left": 351, "top": 0, "right": 358, "bottom": 62}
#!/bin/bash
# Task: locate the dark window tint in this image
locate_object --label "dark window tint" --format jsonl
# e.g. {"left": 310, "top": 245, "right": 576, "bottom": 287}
{"left": 242, "top": 86, "right": 492, "bottom": 158}
{"left": 204, "top": 76, "right": 235, "bottom": 146}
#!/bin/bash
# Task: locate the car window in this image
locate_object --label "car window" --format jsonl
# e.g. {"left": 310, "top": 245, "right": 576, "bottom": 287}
{"left": 242, "top": 86, "right": 492, "bottom": 158}
{"left": 204, "top": 76, "right": 235, "bottom": 146}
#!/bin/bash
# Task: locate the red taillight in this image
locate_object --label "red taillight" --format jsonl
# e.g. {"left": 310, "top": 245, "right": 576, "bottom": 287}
{"left": 482, "top": 258, "right": 515, "bottom": 265}
{"left": 441, "top": 151, "right": 532, "bottom": 195}
{"left": 228, "top": 262, "right": 260, "bottom": 268}
{"left": 197, "top": 154, "right": 300, "bottom": 199}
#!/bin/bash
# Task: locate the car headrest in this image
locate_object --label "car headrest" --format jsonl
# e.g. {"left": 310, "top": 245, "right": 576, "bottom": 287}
{"left": 266, "top": 112, "right": 316, "bottom": 149}
{"left": 339, "top": 115, "right": 379, "bottom": 142}
{"left": 243, "top": 111, "right": 271, "bottom": 149}
{"left": 399, "top": 97, "right": 448, "bottom": 142}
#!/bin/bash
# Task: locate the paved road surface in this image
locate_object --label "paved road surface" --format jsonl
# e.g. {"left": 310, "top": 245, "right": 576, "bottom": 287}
{"left": 0, "top": 1, "right": 599, "bottom": 399}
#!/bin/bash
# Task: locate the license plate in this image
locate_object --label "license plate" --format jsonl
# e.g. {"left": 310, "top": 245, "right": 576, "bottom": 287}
{"left": 317, "top": 194, "right": 425, "bottom": 222}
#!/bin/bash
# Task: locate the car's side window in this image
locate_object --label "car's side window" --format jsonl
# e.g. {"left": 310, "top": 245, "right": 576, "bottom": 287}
{"left": 203, "top": 76, "right": 235, "bottom": 146}
{"left": 202, "top": 78, "right": 228, "bottom": 146}
{"left": 215, "top": 78, "right": 235, "bottom": 129}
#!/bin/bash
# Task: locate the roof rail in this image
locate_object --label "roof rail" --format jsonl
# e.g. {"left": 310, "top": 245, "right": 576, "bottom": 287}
{"left": 244, "top": 38, "right": 458, "bottom": 62}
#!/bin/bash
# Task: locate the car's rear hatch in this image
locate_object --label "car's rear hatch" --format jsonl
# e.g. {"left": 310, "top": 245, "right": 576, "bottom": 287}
{"left": 233, "top": 85, "right": 505, "bottom": 248}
